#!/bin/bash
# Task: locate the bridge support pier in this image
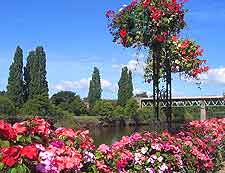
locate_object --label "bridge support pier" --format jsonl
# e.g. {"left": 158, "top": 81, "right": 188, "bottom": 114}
{"left": 200, "top": 102, "right": 206, "bottom": 120}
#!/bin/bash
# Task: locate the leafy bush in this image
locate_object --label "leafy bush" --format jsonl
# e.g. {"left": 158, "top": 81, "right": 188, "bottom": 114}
{"left": 137, "top": 107, "right": 154, "bottom": 120}
{"left": 0, "top": 96, "right": 16, "bottom": 116}
{"left": 20, "top": 95, "right": 57, "bottom": 118}
{"left": 92, "top": 100, "right": 114, "bottom": 117}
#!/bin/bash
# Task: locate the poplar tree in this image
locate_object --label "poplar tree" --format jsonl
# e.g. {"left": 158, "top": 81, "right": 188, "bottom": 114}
{"left": 118, "top": 67, "right": 134, "bottom": 106}
{"left": 7, "top": 46, "right": 24, "bottom": 107}
{"left": 127, "top": 70, "right": 133, "bottom": 98}
{"left": 88, "top": 67, "right": 102, "bottom": 106}
{"left": 35, "top": 46, "right": 49, "bottom": 97}
{"left": 24, "top": 47, "right": 49, "bottom": 100}
{"left": 118, "top": 67, "right": 129, "bottom": 106}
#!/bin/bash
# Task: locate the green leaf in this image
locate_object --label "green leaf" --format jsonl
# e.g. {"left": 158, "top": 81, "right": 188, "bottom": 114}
{"left": 0, "top": 139, "right": 10, "bottom": 147}
{"left": 10, "top": 168, "right": 17, "bottom": 173}
{"left": 0, "top": 162, "right": 4, "bottom": 170}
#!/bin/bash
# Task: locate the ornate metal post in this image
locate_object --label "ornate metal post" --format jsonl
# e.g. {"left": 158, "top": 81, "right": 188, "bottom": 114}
{"left": 152, "top": 45, "right": 160, "bottom": 121}
{"left": 152, "top": 45, "right": 172, "bottom": 129}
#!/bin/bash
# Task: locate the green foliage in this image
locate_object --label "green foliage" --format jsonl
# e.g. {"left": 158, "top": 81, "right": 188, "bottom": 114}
{"left": 35, "top": 46, "right": 49, "bottom": 97}
{"left": 54, "top": 107, "right": 78, "bottom": 128}
{"left": 92, "top": 100, "right": 114, "bottom": 117}
{"left": 127, "top": 70, "right": 133, "bottom": 98}
{"left": 7, "top": 46, "right": 24, "bottom": 107}
{"left": 20, "top": 95, "right": 56, "bottom": 118}
{"left": 51, "top": 91, "right": 87, "bottom": 116}
{"left": 138, "top": 107, "right": 154, "bottom": 120}
{"left": 88, "top": 67, "right": 102, "bottom": 107}
{"left": 112, "top": 106, "right": 126, "bottom": 119}
{"left": 51, "top": 91, "right": 75, "bottom": 106}
{"left": 118, "top": 67, "right": 133, "bottom": 106}
{"left": 124, "top": 98, "right": 139, "bottom": 118}
{"left": 173, "top": 107, "right": 186, "bottom": 122}
{"left": 24, "top": 47, "right": 49, "bottom": 100}
{"left": 0, "top": 96, "right": 16, "bottom": 116}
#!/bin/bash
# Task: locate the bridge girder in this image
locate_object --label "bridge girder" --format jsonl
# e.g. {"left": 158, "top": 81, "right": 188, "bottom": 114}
{"left": 141, "top": 97, "right": 225, "bottom": 108}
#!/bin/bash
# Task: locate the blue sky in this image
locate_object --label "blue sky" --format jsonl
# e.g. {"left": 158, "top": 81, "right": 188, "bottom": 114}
{"left": 0, "top": 0, "right": 225, "bottom": 99}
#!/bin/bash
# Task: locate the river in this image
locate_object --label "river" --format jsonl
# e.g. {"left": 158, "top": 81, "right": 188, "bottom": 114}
{"left": 90, "top": 123, "right": 184, "bottom": 146}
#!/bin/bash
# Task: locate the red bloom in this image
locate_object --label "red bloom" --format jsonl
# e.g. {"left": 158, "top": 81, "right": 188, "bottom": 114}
{"left": 155, "top": 32, "right": 167, "bottom": 43}
{"left": 13, "top": 122, "right": 27, "bottom": 134}
{"left": 1, "top": 146, "right": 21, "bottom": 167}
{"left": 142, "top": 0, "right": 151, "bottom": 8}
{"left": 21, "top": 145, "right": 38, "bottom": 160}
{"left": 119, "top": 28, "right": 127, "bottom": 39}
{"left": 172, "top": 35, "right": 178, "bottom": 42}
{"left": 150, "top": 6, "right": 163, "bottom": 21}
{"left": 0, "top": 120, "right": 17, "bottom": 140}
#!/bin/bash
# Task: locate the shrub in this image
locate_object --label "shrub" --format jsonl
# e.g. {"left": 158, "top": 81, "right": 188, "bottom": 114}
{"left": 92, "top": 100, "right": 114, "bottom": 117}
{"left": 0, "top": 96, "right": 16, "bottom": 116}
{"left": 20, "top": 95, "right": 57, "bottom": 119}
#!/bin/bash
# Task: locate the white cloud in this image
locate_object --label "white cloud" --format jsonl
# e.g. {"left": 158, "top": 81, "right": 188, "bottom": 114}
{"left": 51, "top": 78, "right": 118, "bottom": 93}
{"left": 199, "top": 67, "right": 225, "bottom": 85}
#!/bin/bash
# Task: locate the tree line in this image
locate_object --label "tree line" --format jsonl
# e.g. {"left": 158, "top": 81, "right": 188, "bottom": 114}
{"left": 1, "top": 46, "right": 216, "bottom": 126}
{"left": 0, "top": 46, "right": 144, "bottom": 126}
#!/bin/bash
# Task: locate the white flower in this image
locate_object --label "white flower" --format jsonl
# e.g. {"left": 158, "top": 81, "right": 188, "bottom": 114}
{"left": 147, "top": 157, "right": 155, "bottom": 164}
{"left": 157, "top": 156, "right": 163, "bottom": 162}
{"left": 160, "top": 163, "right": 168, "bottom": 171}
{"left": 141, "top": 147, "right": 148, "bottom": 154}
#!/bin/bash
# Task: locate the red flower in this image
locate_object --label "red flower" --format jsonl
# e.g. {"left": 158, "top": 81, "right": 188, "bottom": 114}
{"left": 1, "top": 146, "right": 21, "bottom": 167}
{"left": 150, "top": 6, "right": 163, "bottom": 21}
{"left": 119, "top": 28, "right": 127, "bottom": 39}
{"left": 154, "top": 32, "right": 167, "bottom": 43}
{"left": 142, "top": 0, "right": 151, "bottom": 8}
{"left": 0, "top": 120, "right": 17, "bottom": 140}
{"left": 13, "top": 123, "right": 27, "bottom": 134}
{"left": 21, "top": 145, "right": 38, "bottom": 160}
{"left": 172, "top": 35, "right": 178, "bottom": 42}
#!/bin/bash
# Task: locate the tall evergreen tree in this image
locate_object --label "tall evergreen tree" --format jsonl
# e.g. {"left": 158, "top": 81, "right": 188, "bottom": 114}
{"left": 88, "top": 67, "right": 102, "bottom": 106}
{"left": 118, "top": 67, "right": 134, "bottom": 106}
{"left": 24, "top": 47, "right": 48, "bottom": 100}
{"left": 118, "top": 67, "right": 129, "bottom": 106}
{"left": 7, "top": 46, "right": 24, "bottom": 107}
{"left": 127, "top": 70, "right": 133, "bottom": 98}
{"left": 35, "top": 46, "right": 49, "bottom": 97}
{"left": 24, "top": 51, "right": 35, "bottom": 100}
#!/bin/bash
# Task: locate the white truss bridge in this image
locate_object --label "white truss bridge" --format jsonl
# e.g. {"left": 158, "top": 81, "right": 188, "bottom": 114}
{"left": 139, "top": 96, "right": 225, "bottom": 108}
{"left": 138, "top": 96, "right": 225, "bottom": 120}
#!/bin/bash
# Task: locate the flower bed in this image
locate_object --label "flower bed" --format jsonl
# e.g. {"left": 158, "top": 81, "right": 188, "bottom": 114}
{"left": 0, "top": 116, "right": 224, "bottom": 172}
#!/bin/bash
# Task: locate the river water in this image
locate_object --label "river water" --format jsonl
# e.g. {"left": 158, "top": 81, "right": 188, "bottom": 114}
{"left": 90, "top": 123, "right": 183, "bottom": 146}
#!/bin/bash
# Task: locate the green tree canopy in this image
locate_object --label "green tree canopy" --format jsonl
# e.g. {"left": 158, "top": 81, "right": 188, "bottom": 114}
{"left": 118, "top": 67, "right": 133, "bottom": 106}
{"left": 20, "top": 95, "right": 56, "bottom": 118}
{"left": 92, "top": 100, "right": 114, "bottom": 117}
{"left": 51, "top": 91, "right": 87, "bottom": 116}
{"left": 88, "top": 67, "right": 102, "bottom": 106}
{"left": 24, "top": 47, "right": 49, "bottom": 100}
{"left": 7, "top": 46, "right": 24, "bottom": 107}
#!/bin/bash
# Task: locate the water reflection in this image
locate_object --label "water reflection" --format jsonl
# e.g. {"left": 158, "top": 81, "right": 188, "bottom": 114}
{"left": 90, "top": 123, "right": 183, "bottom": 146}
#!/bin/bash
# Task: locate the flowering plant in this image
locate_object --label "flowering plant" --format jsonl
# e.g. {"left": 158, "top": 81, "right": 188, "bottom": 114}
{"left": 106, "top": 0, "right": 208, "bottom": 81}
{"left": 0, "top": 116, "right": 96, "bottom": 173}
{"left": 144, "top": 37, "right": 209, "bottom": 81}
{"left": 96, "top": 118, "right": 225, "bottom": 173}
{"left": 0, "top": 116, "right": 224, "bottom": 172}
{"left": 106, "top": 0, "right": 187, "bottom": 48}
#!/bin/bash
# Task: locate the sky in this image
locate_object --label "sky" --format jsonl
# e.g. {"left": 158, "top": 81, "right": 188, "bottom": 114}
{"left": 0, "top": 0, "right": 225, "bottom": 99}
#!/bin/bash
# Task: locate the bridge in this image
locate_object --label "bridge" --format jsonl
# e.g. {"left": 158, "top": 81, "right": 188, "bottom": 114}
{"left": 137, "top": 96, "right": 225, "bottom": 120}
